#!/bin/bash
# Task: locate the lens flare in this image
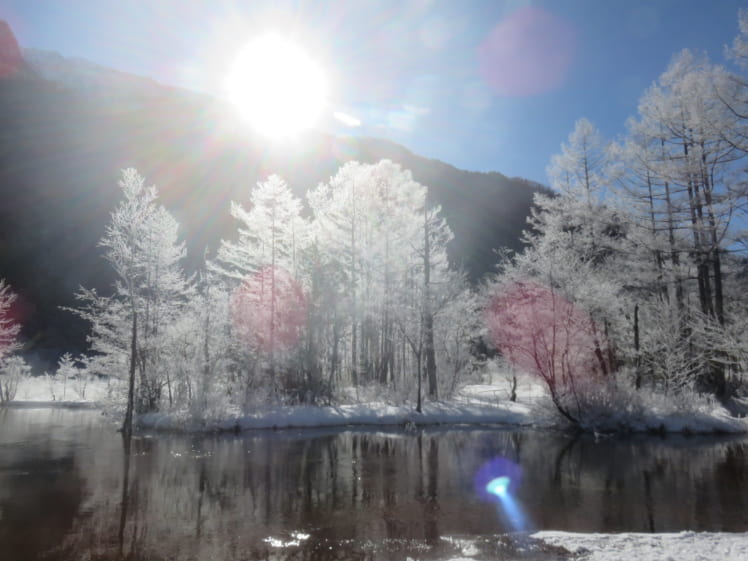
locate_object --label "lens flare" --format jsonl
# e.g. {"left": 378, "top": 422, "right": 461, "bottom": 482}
{"left": 474, "top": 457, "right": 521, "bottom": 502}
{"left": 474, "top": 457, "right": 531, "bottom": 532}
{"left": 477, "top": 6, "right": 576, "bottom": 97}
{"left": 486, "top": 476, "right": 510, "bottom": 497}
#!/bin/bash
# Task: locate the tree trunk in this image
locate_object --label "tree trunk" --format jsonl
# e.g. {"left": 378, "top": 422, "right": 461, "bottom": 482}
{"left": 270, "top": 206, "right": 276, "bottom": 383}
{"left": 416, "top": 352, "right": 422, "bottom": 414}
{"left": 634, "top": 305, "right": 641, "bottom": 389}
{"left": 423, "top": 211, "right": 438, "bottom": 398}
{"left": 659, "top": 140, "right": 684, "bottom": 313}
{"left": 122, "top": 309, "right": 137, "bottom": 440}
{"left": 202, "top": 282, "right": 210, "bottom": 412}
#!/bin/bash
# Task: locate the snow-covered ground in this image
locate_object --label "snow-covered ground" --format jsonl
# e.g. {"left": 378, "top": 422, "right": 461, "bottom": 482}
{"left": 531, "top": 530, "right": 748, "bottom": 561}
{"left": 136, "top": 373, "right": 540, "bottom": 431}
{"left": 255, "top": 531, "right": 748, "bottom": 560}
{"left": 137, "top": 398, "right": 534, "bottom": 432}
{"left": 12, "top": 374, "right": 110, "bottom": 405}
{"left": 8, "top": 372, "right": 748, "bottom": 435}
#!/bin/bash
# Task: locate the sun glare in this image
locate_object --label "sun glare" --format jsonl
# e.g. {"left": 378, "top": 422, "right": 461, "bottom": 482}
{"left": 227, "top": 34, "right": 326, "bottom": 138}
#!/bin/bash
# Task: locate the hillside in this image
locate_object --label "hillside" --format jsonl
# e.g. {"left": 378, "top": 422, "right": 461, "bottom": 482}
{"left": 0, "top": 25, "right": 551, "bottom": 368}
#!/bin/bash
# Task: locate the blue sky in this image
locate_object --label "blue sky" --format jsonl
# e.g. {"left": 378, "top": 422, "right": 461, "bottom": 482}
{"left": 2, "top": 0, "right": 746, "bottom": 185}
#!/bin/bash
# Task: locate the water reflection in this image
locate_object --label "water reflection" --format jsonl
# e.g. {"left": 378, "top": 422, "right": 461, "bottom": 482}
{"left": 0, "top": 409, "right": 747, "bottom": 561}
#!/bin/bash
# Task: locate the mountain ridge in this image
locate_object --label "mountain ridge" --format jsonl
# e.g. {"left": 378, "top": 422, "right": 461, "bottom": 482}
{"left": 0, "top": 22, "right": 551, "bottom": 368}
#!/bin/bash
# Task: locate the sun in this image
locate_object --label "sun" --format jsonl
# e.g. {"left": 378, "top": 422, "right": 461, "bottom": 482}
{"left": 226, "top": 34, "right": 326, "bottom": 138}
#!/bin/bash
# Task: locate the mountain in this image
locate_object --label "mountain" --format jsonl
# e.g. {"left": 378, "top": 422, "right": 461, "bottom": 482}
{"left": 0, "top": 23, "right": 551, "bottom": 369}
{"left": 22, "top": 47, "right": 201, "bottom": 104}
{"left": 0, "top": 20, "right": 23, "bottom": 77}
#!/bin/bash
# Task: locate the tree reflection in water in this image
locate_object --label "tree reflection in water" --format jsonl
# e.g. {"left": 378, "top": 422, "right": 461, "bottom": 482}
{"left": 0, "top": 409, "right": 747, "bottom": 561}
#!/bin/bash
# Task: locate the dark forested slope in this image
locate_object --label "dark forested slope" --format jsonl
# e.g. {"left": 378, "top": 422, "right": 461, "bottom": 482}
{"left": 0, "top": 25, "right": 551, "bottom": 366}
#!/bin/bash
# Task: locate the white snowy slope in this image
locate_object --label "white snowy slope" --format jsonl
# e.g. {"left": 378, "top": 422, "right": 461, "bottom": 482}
{"left": 532, "top": 531, "right": 748, "bottom": 561}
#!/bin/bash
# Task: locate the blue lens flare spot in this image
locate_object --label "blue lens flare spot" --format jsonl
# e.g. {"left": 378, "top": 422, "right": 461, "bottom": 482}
{"left": 486, "top": 476, "right": 510, "bottom": 497}
{"left": 474, "top": 457, "right": 531, "bottom": 532}
{"left": 474, "top": 457, "right": 522, "bottom": 503}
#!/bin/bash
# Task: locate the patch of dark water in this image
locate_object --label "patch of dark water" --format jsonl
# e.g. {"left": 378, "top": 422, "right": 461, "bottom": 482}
{"left": 0, "top": 408, "right": 746, "bottom": 560}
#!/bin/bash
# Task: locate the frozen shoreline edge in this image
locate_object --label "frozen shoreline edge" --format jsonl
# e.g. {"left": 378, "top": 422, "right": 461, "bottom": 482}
{"left": 4, "top": 399, "right": 747, "bottom": 436}
{"left": 2, "top": 400, "right": 100, "bottom": 409}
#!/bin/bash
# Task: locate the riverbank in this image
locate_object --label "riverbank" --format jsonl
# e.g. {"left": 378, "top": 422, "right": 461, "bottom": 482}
{"left": 135, "top": 379, "right": 748, "bottom": 434}
{"left": 133, "top": 399, "right": 748, "bottom": 434}
{"left": 3, "top": 400, "right": 99, "bottom": 409}
{"left": 136, "top": 398, "right": 535, "bottom": 432}
{"left": 530, "top": 530, "right": 748, "bottom": 561}
{"left": 9, "top": 374, "right": 748, "bottom": 435}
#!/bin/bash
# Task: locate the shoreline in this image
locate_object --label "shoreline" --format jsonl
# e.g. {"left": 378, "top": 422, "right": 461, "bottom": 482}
{"left": 2, "top": 400, "right": 101, "bottom": 410}
{"left": 8, "top": 399, "right": 744, "bottom": 436}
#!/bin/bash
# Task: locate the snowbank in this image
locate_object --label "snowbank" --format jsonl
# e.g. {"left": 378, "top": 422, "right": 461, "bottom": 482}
{"left": 135, "top": 390, "right": 748, "bottom": 434}
{"left": 10, "top": 375, "right": 110, "bottom": 405}
{"left": 618, "top": 406, "right": 748, "bottom": 434}
{"left": 136, "top": 399, "right": 534, "bottom": 432}
{"left": 136, "top": 394, "right": 748, "bottom": 434}
{"left": 532, "top": 530, "right": 748, "bottom": 561}
{"left": 8, "top": 375, "right": 747, "bottom": 435}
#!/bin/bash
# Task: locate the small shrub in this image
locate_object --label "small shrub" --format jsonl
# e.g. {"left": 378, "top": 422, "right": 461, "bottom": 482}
{"left": 0, "top": 356, "right": 31, "bottom": 403}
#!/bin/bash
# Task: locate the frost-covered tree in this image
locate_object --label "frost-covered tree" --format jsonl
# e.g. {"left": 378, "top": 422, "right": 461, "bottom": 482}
{"left": 433, "top": 275, "right": 479, "bottom": 398}
{"left": 620, "top": 49, "right": 748, "bottom": 396}
{"left": 160, "top": 268, "right": 234, "bottom": 416}
{"left": 727, "top": 9, "right": 748, "bottom": 66}
{"left": 307, "top": 162, "right": 368, "bottom": 388}
{"left": 637, "top": 51, "right": 743, "bottom": 324}
{"left": 217, "top": 175, "right": 305, "bottom": 280}
{"left": 216, "top": 175, "right": 308, "bottom": 399}
{"left": 74, "top": 169, "right": 191, "bottom": 434}
{"left": 486, "top": 281, "right": 614, "bottom": 426}
{"left": 719, "top": 10, "right": 748, "bottom": 254}
{"left": 511, "top": 120, "right": 629, "bottom": 378}
{"left": 55, "top": 352, "right": 76, "bottom": 401}
{"left": 548, "top": 118, "right": 611, "bottom": 200}
{"left": 65, "top": 161, "right": 473, "bottom": 416}
{"left": 0, "top": 356, "right": 31, "bottom": 403}
{"left": 544, "top": 118, "right": 622, "bottom": 263}
{"left": 0, "top": 279, "right": 23, "bottom": 403}
{"left": 307, "top": 160, "right": 469, "bottom": 407}
{"left": 295, "top": 234, "right": 346, "bottom": 401}
{"left": 503, "top": 31, "right": 748, "bottom": 408}
{"left": 0, "top": 279, "right": 20, "bottom": 359}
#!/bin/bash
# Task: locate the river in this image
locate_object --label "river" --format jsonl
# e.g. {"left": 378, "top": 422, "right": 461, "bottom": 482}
{"left": 0, "top": 407, "right": 746, "bottom": 560}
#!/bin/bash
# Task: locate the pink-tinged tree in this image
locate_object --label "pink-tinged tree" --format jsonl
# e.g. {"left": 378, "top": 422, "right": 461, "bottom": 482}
{"left": 486, "top": 281, "right": 614, "bottom": 426}
{"left": 230, "top": 265, "right": 307, "bottom": 401}
{"left": 217, "top": 175, "right": 308, "bottom": 396}
{"left": 231, "top": 266, "right": 307, "bottom": 354}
